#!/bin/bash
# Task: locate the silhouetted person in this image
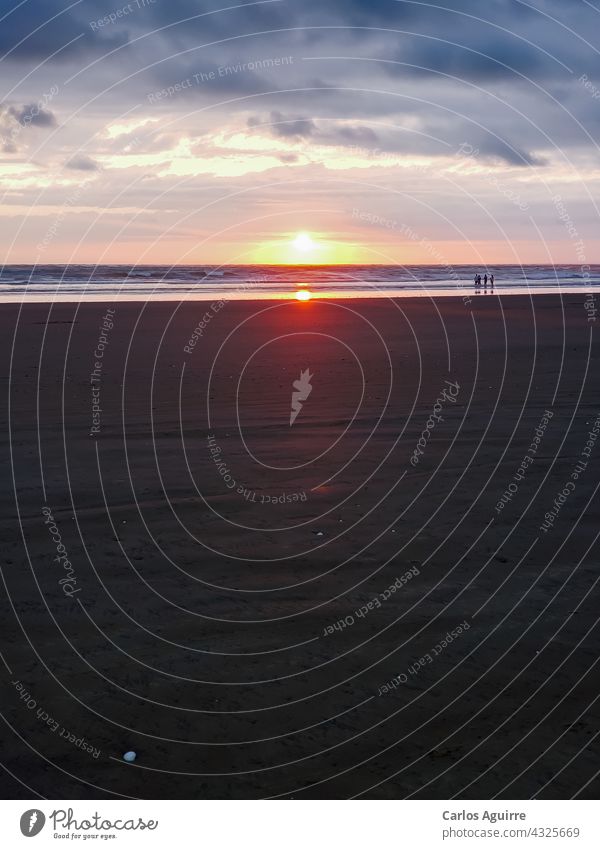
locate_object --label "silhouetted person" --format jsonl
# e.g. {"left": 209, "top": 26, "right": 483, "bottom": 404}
{"left": 484, "top": 274, "right": 488, "bottom": 286}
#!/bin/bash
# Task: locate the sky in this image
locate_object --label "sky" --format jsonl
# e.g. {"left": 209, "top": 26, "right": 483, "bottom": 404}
{"left": 1, "top": 0, "right": 600, "bottom": 265}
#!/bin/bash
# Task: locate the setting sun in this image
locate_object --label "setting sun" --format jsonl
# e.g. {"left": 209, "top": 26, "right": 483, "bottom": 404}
{"left": 293, "top": 232, "right": 316, "bottom": 253}
{"left": 295, "top": 289, "right": 312, "bottom": 301}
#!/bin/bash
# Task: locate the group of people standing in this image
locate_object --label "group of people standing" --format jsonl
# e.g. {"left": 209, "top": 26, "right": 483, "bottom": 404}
{"left": 474, "top": 272, "right": 494, "bottom": 289}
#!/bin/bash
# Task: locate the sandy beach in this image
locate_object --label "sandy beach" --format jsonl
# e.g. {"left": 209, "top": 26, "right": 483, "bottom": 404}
{"left": 1, "top": 293, "right": 599, "bottom": 799}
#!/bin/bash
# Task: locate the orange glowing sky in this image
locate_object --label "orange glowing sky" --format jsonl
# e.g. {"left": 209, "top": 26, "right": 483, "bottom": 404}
{"left": 2, "top": 1, "right": 600, "bottom": 265}
{"left": 2, "top": 115, "right": 597, "bottom": 265}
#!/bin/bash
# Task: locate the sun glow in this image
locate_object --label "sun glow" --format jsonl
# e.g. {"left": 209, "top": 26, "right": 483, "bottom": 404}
{"left": 250, "top": 232, "right": 362, "bottom": 264}
{"left": 293, "top": 232, "right": 316, "bottom": 253}
{"left": 295, "top": 289, "right": 312, "bottom": 301}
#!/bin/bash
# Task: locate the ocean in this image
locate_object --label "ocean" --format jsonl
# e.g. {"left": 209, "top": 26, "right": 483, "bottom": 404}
{"left": 1, "top": 264, "right": 599, "bottom": 302}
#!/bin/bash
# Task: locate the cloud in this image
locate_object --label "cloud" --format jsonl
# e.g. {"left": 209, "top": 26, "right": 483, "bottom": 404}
{"left": 0, "top": 102, "right": 57, "bottom": 154}
{"left": 250, "top": 110, "right": 317, "bottom": 138}
{"left": 65, "top": 154, "right": 99, "bottom": 171}
{"left": 475, "top": 136, "right": 546, "bottom": 167}
{"left": 329, "top": 124, "right": 379, "bottom": 145}
{"left": 7, "top": 104, "right": 57, "bottom": 129}
{"left": 248, "top": 112, "right": 383, "bottom": 148}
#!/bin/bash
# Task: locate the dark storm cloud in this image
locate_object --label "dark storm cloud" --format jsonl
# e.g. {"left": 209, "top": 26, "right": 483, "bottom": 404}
{"left": 389, "top": 38, "right": 548, "bottom": 82}
{"left": 0, "top": 0, "right": 126, "bottom": 61}
{"left": 123, "top": 0, "right": 600, "bottom": 160}
{"left": 132, "top": 0, "right": 600, "bottom": 83}
{"left": 2, "top": 0, "right": 599, "bottom": 80}
{"left": 3, "top": 0, "right": 600, "bottom": 165}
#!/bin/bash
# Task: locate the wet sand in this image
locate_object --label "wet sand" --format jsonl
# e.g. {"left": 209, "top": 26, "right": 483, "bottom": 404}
{"left": 1, "top": 294, "right": 599, "bottom": 799}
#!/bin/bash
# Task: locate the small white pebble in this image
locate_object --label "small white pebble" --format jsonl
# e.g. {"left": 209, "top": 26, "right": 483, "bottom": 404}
{"left": 123, "top": 751, "right": 136, "bottom": 763}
